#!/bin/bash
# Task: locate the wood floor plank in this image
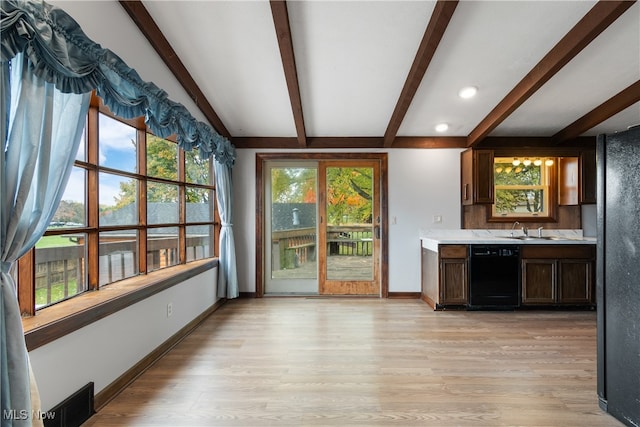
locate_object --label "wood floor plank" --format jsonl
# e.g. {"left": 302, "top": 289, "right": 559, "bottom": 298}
{"left": 83, "top": 299, "right": 622, "bottom": 426}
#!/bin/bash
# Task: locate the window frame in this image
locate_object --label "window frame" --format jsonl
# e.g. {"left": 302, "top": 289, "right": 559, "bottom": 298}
{"left": 17, "top": 93, "right": 219, "bottom": 316}
{"left": 489, "top": 156, "right": 558, "bottom": 223}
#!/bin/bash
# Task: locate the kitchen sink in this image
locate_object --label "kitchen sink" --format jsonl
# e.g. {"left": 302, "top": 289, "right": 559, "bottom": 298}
{"left": 499, "top": 236, "right": 579, "bottom": 241}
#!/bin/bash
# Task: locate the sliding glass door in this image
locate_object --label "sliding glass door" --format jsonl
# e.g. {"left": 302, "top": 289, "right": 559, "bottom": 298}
{"left": 264, "top": 159, "right": 381, "bottom": 296}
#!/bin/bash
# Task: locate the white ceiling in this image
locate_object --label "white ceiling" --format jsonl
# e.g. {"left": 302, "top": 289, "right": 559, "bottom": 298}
{"left": 51, "top": 0, "right": 640, "bottom": 147}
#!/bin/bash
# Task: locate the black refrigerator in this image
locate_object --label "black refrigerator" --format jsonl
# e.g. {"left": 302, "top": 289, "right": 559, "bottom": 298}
{"left": 597, "top": 125, "right": 640, "bottom": 427}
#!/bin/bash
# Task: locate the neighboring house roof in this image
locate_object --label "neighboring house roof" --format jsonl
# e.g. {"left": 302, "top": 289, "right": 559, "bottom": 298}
{"left": 99, "top": 203, "right": 212, "bottom": 235}
{"left": 272, "top": 203, "right": 316, "bottom": 231}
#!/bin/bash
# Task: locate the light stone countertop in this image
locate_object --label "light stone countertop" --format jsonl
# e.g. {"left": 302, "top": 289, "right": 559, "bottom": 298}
{"left": 420, "top": 229, "right": 596, "bottom": 252}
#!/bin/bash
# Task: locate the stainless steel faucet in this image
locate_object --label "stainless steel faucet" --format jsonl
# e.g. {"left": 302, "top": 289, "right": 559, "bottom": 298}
{"left": 537, "top": 226, "right": 544, "bottom": 238}
{"left": 522, "top": 226, "right": 529, "bottom": 237}
{"left": 510, "top": 221, "right": 520, "bottom": 237}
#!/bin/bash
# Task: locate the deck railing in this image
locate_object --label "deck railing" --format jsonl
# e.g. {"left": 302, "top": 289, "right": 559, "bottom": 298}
{"left": 34, "top": 235, "right": 211, "bottom": 309}
{"left": 272, "top": 225, "right": 372, "bottom": 270}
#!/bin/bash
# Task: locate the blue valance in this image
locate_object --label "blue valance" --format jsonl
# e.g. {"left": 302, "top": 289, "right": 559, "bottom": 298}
{"left": 0, "top": 0, "right": 235, "bottom": 167}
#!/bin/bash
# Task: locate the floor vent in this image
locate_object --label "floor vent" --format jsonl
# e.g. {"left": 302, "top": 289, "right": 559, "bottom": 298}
{"left": 44, "top": 382, "right": 94, "bottom": 427}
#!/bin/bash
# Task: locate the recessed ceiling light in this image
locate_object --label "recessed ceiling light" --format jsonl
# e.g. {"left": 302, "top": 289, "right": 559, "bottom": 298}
{"left": 458, "top": 86, "right": 478, "bottom": 99}
{"left": 435, "top": 123, "right": 449, "bottom": 133}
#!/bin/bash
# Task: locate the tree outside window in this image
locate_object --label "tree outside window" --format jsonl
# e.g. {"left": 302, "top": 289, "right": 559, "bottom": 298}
{"left": 493, "top": 157, "right": 553, "bottom": 218}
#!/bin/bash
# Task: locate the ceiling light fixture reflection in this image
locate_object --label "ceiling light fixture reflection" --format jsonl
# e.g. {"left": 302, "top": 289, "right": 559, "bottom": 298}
{"left": 435, "top": 123, "right": 449, "bottom": 132}
{"left": 512, "top": 158, "right": 520, "bottom": 166}
{"left": 458, "top": 86, "right": 478, "bottom": 99}
{"left": 545, "top": 159, "right": 554, "bottom": 166}
{"left": 534, "top": 159, "right": 542, "bottom": 166}
{"left": 523, "top": 158, "right": 531, "bottom": 166}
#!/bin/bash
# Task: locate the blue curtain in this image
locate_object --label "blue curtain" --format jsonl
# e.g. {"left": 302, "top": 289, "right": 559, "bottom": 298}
{"left": 214, "top": 160, "right": 239, "bottom": 299}
{"left": 1, "top": 53, "right": 90, "bottom": 426}
{"left": 0, "top": 0, "right": 235, "bottom": 166}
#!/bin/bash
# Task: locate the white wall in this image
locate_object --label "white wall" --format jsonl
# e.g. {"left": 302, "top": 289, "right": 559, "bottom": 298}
{"left": 29, "top": 268, "right": 218, "bottom": 411}
{"left": 582, "top": 204, "right": 597, "bottom": 237}
{"left": 233, "top": 149, "right": 463, "bottom": 293}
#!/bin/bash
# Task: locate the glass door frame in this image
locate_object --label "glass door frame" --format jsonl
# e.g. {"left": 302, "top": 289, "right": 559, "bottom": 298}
{"left": 264, "top": 161, "right": 319, "bottom": 295}
{"left": 255, "top": 153, "right": 388, "bottom": 298}
{"left": 318, "top": 160, "right": 380, "bottom": 295}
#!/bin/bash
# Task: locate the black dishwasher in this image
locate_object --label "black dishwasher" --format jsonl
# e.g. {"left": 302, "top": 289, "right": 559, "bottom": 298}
{"left": 469, "top": 245, "right": 520, "bottom": 309}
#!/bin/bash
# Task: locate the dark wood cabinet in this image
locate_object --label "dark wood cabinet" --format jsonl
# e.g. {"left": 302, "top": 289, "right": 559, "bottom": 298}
{"left": 580, "top": 149, "right": 597, "bottom": 204}
{"left": 440, "top": 258, "right": 467, "bottom": 304}
{"left": 438, "top": 245, "right": 468, "bottom": 305}
{"left": 521, "top": 245, "right": 594, "bottom": 306}
{"left": 522, "top": 259, "right": 556, "bottom": 304}
{"left": 461, "top": 149, "right": 493, "bottom": 205}
{"left": 558, "top": 152, "right": 596, "bottom": 206}
{"left": 558, "top": 157, "right": 579, "bottom": 206}
{"left": 558, "top": 259, "right": 592, "bottom": 303}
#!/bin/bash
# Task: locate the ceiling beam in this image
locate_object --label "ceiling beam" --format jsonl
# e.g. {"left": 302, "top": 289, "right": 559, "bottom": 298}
{"left": 119, "top": 1, "right": 231, "bottom": 138}
{"left": 233, "top": 136, "right": 468, "bottom": 149}
{"left": 270, "top": 0, "right": 307, "bottom": 148}
{"left": 383, "top": 0, "right": 459, "bottom": 148}
{"left": 466, "top": 0, "right": 636, "bottom": 148}
{"left": 553, "top": 80, "right": 640, "bottom": 143}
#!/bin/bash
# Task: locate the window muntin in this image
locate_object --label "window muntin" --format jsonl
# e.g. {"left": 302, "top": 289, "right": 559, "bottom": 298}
{"left": 492, "top": 157, "right": 553, "bottom": 218}
{"left": 20, "top": 95, "right": 217, "bottom": 313}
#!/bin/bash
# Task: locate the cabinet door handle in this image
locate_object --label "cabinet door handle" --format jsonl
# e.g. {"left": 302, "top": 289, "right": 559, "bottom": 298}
{"left": 374, "top": 226, "right": 380, "bottom": 239}
{"left": 464, "top": 183, "right": 469, "bottom": 201}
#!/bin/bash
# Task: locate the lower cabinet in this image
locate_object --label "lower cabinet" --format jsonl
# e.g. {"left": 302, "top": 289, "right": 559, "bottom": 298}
{"left": 439, "top": 245, "right": 468, "bottom": 306}
{"left": 422, "top": 243, "right": 594, "bottom": 310}
{"left": 521, "top": 245, "right": 594, "bottom": 306}
{"left": 522, "top": 259, "right": 556, "bottom": 304}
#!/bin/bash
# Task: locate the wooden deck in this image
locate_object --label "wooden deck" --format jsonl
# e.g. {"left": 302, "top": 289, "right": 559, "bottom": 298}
{"left": 83, "top": 298, "right": 621, "bottom": 426}
{"left": 271, "top": 255, "right": 373, "bottom": 281}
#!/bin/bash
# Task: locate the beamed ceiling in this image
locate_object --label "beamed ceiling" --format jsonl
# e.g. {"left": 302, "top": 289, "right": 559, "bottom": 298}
{"left": 79, "top": 1, "right": 640, "bottom": 149}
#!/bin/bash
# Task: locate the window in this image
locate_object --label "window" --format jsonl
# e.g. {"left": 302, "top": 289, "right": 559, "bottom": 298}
{"left": 21, "top": 94, "right": 217, "bottom": 313}
{"left": 492, "top": 157, "right": 555, "bottom": 219}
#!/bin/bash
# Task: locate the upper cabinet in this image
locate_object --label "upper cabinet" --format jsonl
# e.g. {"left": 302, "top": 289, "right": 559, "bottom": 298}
{"left": 460, "top": 149, "right": 494, "bottom": 205}
{"left": 558, "top": 150, "right": 597, "bottom": 205}
{"left": 580, "top": 149, "right": 597, "bottom": 204}
{"left": 462, "top": 148, "right": 597, "bottom": 209}
{"left": 558, "top": 157, "right": 579, "bottom": 205}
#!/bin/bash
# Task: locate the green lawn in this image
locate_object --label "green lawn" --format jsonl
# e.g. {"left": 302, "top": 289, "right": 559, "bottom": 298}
{"left": 36, "top": 281, "right": 81, "bottom": 307}
{"left": 36, "top": 235, "right": 79, "bottom": 249}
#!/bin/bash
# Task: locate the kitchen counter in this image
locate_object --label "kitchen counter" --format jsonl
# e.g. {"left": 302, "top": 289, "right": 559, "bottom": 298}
{"left": 420, "top": 229, "right": 596, "bottom": 311}
{"left": 420, "top": 229, "right": 596, "bottom": 252}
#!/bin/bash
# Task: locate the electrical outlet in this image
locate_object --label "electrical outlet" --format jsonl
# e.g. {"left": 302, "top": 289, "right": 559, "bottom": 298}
{"left": 167, "top": 302, "right": 173, "bottom": 317}
{"left": 433, "top": 215, "right": 442, "bottom": 224}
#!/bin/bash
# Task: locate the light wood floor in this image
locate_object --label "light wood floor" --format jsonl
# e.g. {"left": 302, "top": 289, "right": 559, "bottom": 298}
{"left": 83, "top": 298, "right": 622, "bottom": 426}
